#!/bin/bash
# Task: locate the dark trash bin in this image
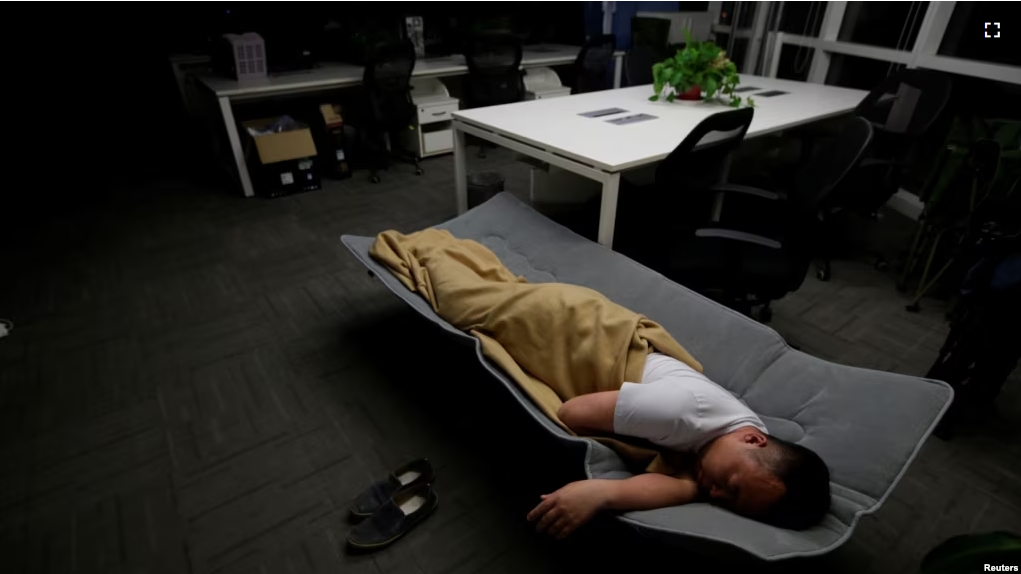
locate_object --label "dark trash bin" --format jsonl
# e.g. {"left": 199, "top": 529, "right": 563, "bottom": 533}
{"left": 467, "top": 172, "right": 505, "bottom": 208}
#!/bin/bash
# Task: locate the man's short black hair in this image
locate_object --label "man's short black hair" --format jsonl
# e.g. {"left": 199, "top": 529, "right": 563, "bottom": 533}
{"left": 754, "top": 436, "right": 831, "bottom": 529}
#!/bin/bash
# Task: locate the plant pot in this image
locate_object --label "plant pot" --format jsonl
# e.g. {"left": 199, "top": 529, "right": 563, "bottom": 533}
{"left": 677, "top": 85, "right": 702, "bottom": 101}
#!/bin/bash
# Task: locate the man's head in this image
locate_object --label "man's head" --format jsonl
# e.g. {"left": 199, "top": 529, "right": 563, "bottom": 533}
{"left": 696, "top": 426, "right": 830, "bottom": 529}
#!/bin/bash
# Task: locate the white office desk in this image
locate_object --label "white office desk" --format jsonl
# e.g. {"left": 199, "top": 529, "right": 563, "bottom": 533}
{"left": 198, "top": 44, "right": 625, "bottom": 197}
{"left": 451, "top": 75, "right": 868, "bottom": 246}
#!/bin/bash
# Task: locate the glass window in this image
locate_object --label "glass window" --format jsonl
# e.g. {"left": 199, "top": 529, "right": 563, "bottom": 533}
{"left": 837, "top": 1, "right": 929, "bottom": 49}
{"left": 938, "top": 2, "right": 1021, "bottom": 67}
{"left": 776, "top": 45, "right": 814, "bottom": 82}
{"left": 735, "top": 2, "right": 757, "bottom": 30}
{"left": 717, "top": 2, "right": 756, "bottom": 29}
{"left": 713, "top": 34, "right": 749, "bottom": 70}
{"left": 778, "top": 1, "right": 827, "bottom": 37}
{"left": 825, "top": 53, "right": 905, "bottom": 90}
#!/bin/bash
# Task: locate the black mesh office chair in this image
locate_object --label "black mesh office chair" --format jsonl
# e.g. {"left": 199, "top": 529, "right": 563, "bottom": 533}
{"left": 573, "top": 34, "right": 616, "bottom": 94}
{"left": 463, "top": 34, "right": 525, "bottom": 158}
{"left": 667, "top": 117, "right": 874, "bottom": 319}
{"left": 624, "top": 44, "right": 662, "bottom": 87}
{"left": 613, "top": 108, "right": 754, "bottom": 267}
{"left": 845, "top": 69, "right": 952, "bottom": 216}
{"left": 350, "top": 40, "right": 422, "bottom": 183}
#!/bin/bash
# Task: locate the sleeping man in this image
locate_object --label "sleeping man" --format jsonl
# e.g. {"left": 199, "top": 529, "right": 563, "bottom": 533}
{"left": 368, "top": 227, "right": 830, "bottom": 539}
{"left": 526, "top": 351, "right": 831, "bottom": 539}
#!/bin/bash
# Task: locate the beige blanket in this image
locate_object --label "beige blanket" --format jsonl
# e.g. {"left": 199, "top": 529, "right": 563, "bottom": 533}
{"left": 370, "top": 228, "right": 703, "bottom": 471}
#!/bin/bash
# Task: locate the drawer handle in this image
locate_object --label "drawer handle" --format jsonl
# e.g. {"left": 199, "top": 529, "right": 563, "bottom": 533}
{"left": 431, "top": 111, "right": 446, "bottom": 116}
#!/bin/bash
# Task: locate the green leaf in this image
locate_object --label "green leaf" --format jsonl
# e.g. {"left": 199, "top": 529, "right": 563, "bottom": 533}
{"left": 703, "top": 77, "right": 718, "bottom": 97}
{"left": 653, "top": 81, "right": 663, "bottom": 94}
{"left": 671, "top": 70, "right": 684, "bottom": 86}
{"left": 652, "top": 62, "right": 664, "bottom": 75}
{"left": 666, "top": 93, "right": 676, "bottom": 103}
{"left": 746, "top": 96, "right": 755, "bottom": 107}
{"left": 730, "top": 96, "right": 742, "bottom": 108}
{"left": 649, "top": 94, "right": 659, "bottom": 102}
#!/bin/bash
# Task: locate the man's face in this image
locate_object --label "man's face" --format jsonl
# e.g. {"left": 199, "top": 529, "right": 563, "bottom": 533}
{"left": 696, "top": 433, "right": 786, "bottom": 518}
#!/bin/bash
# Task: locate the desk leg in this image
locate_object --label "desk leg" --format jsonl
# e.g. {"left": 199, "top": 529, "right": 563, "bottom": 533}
{"left": 612, "top": 54, "right": 623, "bottom": 89}
{"left": 454, "top": 126, "right": 468, "bottom": 214}
{"left": 219, "top": 96, "right": 255, "bottom": 198}
{"left": 597, "top": 173, "right": 621, "bottom": 247}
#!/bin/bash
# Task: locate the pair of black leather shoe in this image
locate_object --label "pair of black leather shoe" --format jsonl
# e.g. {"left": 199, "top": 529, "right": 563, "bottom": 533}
{"left": 348, "top": 459, "right": 438, "bottom": 550}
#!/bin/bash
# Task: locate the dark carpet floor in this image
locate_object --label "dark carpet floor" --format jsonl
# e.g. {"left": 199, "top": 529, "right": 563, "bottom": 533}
{"left": 1, "top": 147, "right": 1018, "bottom": 574}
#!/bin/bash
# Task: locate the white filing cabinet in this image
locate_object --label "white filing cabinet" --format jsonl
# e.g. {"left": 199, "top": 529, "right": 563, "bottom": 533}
{"left": 400, "top": 78, "right": 459, "bottom": 158}
{"left": 524, "top": 67, "right": 572, "bottom": 100}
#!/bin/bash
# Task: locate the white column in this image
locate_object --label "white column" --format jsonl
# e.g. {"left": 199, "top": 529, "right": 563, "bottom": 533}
{"left": 807, "top": 1, "right": 847, "bottom": 84}
{"left": 909, "top": 1, "right": 956, "bottom": 67}
{"left": 766, "top": 31, "right": 785, "bottom": 78}
{"left": 744, "top": 1, "right": 773, "bottom": 74}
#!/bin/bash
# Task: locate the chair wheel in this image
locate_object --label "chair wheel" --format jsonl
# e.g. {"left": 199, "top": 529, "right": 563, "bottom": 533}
{"left": 415, "top": 168, "right": 424, "bottom": 176}
{"left": 906, "top": 303, "right": 920, "bottom": 313}
{"left": 816, "top": 268, "right": 831, "bottom": 281}
{"left": 370, "top": 175, "right": 381, "bottom": 184}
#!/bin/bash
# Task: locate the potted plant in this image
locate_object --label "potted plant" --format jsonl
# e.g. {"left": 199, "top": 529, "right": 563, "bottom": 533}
{"left": 649, "top": 33, "right": 751, "bottom": 107}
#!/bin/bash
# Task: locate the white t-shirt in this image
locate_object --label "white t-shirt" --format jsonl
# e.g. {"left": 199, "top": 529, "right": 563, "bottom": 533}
{"left": 613, "top": 352, "right": 767, "bottom": 452}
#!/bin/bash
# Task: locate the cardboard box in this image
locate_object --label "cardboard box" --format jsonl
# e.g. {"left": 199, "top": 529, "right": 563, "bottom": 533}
{"left": 242, "top": 118, "right": 321, "bottom": 197}
{"left": 318, "top": 104, "right": 351, "bottom": 180}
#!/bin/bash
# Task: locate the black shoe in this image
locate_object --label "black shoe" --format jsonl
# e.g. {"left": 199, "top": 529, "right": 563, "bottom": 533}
{"left": 350, "top": 459, "right": 434, "bottom": 518}
{"left": 347, "top": 483, "right": 438, "bottom": 550}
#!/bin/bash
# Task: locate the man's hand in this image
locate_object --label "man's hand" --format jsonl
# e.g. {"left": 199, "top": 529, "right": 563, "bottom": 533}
{"left": 527, "top": 474, "right": 699, "bottom": 540}
{"left": 526, "top": 480, "right": 610, "bottom": 540}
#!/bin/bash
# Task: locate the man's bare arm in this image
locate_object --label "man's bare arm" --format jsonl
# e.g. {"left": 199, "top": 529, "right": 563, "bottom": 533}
{"left": 604, "top": 472, "right": 700, "bottom": 511}
{"left": 527, "top": 474, "right": 699, "bottom": 539}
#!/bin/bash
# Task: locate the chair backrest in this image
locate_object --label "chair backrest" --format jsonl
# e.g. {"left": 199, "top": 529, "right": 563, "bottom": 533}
{"left": 655, "top": 107, "right": 754, "bottom": 194}
{"left": 362, "top": 40, "right": 417, "bottom": 128}
{"left": 791, "top": 116, "right": 874, "bottom": 220}
{"left": 631, "top": 16, "right": 671, "bottom": 51}
{"left": 624, "top": 45, "right": 663, "bottom": 86}
{"left": 636, "top": 11, "right": 713, "bottom": 44}
{"left": 464, "top": 34, "right": 524, "bottom": 108}
{"left": 855, "top": 69, "right": 952, "bottom": 140}
{"left": 574, "top": 34, "right": 616, "bottom": 94}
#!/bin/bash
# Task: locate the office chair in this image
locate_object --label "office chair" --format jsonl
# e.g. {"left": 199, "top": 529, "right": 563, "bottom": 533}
{"left": 844, "top": 69, "right": 952, "bottom": 217}
{"left": 573, "top": 34, "right": 616, "bottom": 94}
{"left": 624, "top": 44, "right": 662, "bottom": 87}
{"left": 350, "top": 40, "right": 422, "bottom": 184}
{"left": 613, "top": 107, "right": 754, "bottom": 268}
{"left": 631, "top": 16, "right": 671, "bottom": 52}
{"left": 902, "top": 139, "right": 1003, "bottom": 311}
{"left": 463, "top": 34, "right": 525, "bottom": 158}
{"left": 665, "top": 117, "right": 874, "bottom": 320}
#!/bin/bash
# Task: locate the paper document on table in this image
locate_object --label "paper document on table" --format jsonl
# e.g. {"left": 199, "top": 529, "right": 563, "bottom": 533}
{"left": 579, "top": 108, "right": 628, "bottom": 118}
{"left": 606, "top": 113, "right": 658, "bottom": 126}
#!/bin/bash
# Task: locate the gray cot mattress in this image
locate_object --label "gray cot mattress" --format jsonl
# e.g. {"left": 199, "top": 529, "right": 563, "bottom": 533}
{"left": 341, "top": 192, "right": 952, "bottom": 561}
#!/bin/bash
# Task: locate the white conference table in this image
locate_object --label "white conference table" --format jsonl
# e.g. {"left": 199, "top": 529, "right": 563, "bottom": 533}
{"left": 198, "top": 44, "right": 624, "bottom": 198}
{"left": 451, "top": 75, "right": 868, "bottom": 247}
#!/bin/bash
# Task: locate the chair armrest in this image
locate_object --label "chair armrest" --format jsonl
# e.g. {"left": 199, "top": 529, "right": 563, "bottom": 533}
{"left": 710, "top": 184, "right": 786, "bottom": 201}
{"left": 694, "top": 227, "right": 783, "bottom": 249}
